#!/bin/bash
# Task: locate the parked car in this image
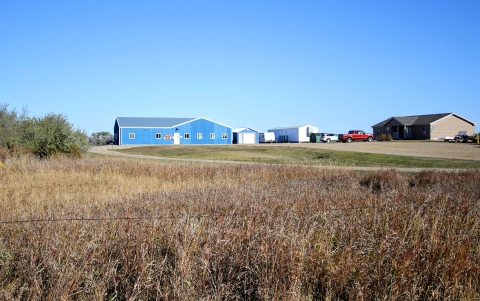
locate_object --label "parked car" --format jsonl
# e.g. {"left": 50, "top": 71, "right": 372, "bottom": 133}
{"left": 321, "top": 133, "right": 338, "bottom": 143}
{"left": 338, "top": 130, "right": 374, "bottom": 143}
{"left": 106, "top": 139, "right": 114, "bottom": 145}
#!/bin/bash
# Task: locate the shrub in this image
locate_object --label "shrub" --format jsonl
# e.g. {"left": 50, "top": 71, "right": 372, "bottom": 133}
{"left": 359, "top": 169, "right": 406, "bottom": 193}
{"left": 377, "top": 133, "right": 393, "bottom": 141}
{"left": 0, "top": 104, "right": 88, "bottom": 158}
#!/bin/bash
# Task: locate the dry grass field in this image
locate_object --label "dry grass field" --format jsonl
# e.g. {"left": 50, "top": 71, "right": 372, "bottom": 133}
{"left": 0, "top": 155, "right": 479, "bottom": 300}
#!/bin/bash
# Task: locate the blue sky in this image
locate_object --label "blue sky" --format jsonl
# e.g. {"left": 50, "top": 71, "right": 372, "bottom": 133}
{"left": 1, "top": 1, "right": 479, "bottom": 135}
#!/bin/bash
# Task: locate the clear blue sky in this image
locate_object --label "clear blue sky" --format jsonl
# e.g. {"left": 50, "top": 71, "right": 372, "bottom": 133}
{"left": 1, "top": 1, "right": 479, "bottom": 135}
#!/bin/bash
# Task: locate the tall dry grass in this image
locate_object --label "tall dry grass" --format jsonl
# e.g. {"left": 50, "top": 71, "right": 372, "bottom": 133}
{"left": 0, "top": 156, "right": 479, "bottom": 300}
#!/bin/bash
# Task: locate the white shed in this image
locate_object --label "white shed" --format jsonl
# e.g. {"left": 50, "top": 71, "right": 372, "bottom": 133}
{"left": 268, "top": 125, "right": 318, "bottom": 143}
{"left": 232, "top": 127, "right": 259, "bottom": 144}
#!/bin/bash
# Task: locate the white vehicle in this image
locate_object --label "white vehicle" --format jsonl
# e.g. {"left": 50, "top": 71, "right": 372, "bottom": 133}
{"left": 321, "top": 133, "right": 338, "bottom": 143}
{"left": 259, "top": 132, "right": 275, "bottom": 143}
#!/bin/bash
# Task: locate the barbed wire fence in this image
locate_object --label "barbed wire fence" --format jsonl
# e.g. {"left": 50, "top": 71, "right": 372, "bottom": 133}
{"left": 0, "top": 203, "right": 428, "bottom": 225}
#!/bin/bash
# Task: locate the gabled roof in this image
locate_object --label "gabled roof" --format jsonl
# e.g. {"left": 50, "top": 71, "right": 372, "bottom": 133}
{"left": 412, "top": 113, "right": 452, "bottom": 125}
{"left": 232, "top": 127, "right": 259, "bottom": 133}
{"left": 116, "top": 117, "right": 233, "bottom": 129}
{"left": 371, "top": 117, "right": 394, "bottom": 128}
{"left": 432, "top": 113, "right": 476, "bottom": 126}
{"left": 372, "top": 113, "right": 475, "bottom": 127}
{"left": 116, "top": 117, "right": 196, "bottom": 128}
{"left": 392, "top": 116, "right": 420, "bottom": 126}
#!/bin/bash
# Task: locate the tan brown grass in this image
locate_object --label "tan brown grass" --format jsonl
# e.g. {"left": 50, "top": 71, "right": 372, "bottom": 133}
{"left": 0, "top": 157, "right": 479, "bottom": 300}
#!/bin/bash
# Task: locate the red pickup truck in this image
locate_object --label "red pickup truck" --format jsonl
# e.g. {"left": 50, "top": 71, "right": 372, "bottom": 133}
{"left": 338, "top": 130, "right": 374, "bottom": 143}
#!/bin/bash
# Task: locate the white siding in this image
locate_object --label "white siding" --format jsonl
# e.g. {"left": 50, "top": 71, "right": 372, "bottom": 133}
{"left": 431, "top": 115, "right": 476, "bottom": 140}
{"left": 268, "top": 125, "right": 317, "bottom": 143}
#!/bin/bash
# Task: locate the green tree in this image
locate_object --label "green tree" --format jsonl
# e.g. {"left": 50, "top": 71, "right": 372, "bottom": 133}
{"left": 89, "top": 131, "right": 112, "bottom": 146}
{"left": 72, "top": 128, "right": 90, "bottom": 153}
{"left": 0, "top": 103, "right": 88, "bottom": 158}
{"left": 30, "top": 113, "right": 88, "bottom": 158}
{"left": 0, "top": 104, "right": 22, "bottom": 148}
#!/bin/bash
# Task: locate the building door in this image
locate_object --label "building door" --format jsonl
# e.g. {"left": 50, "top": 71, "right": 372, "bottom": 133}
{"left": 391, "top": 126, "right": 398, "bottom": 139}
{"left": 240, "top": 132, "right": 256, "bottom": 144}
{"left": 173, "top": 133, "right": 180, "bottom": 144}
{"left": 399, "top": 126, "right": 405, "bottom": 139}
{"left": 404, "top": 126, "right": 411, "bottom": 139}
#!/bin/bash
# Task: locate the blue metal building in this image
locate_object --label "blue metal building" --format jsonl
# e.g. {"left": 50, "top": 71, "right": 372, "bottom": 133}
{"left": 114, "top": 117, "right": 232, "bottom": 145}
{"left": 232, "top": 128, "right": 259, "bottom": 144}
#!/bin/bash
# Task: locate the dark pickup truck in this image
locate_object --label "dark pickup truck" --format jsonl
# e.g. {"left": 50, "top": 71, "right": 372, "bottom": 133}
{"left": 454, "top": 131, "right": 478, "bottom": 143}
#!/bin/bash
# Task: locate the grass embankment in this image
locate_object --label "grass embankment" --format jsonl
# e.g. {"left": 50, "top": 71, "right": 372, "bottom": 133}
{"left": 114, "top": 145, "right": 480, "bottom": 169}
{"left": 0, "top": 156, "right": 479, "bottom": 300}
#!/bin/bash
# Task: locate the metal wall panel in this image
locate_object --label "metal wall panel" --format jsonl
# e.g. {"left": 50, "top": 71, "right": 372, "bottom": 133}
{"left": 268, "top": 126, "right": 316, "bottom": 143}
{"left": 118, "top": 118, "right": 232, "bottom": 145}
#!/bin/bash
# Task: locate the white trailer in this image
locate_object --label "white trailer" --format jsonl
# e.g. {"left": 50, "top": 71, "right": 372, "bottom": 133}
{"left": 268, "top": 125, "right": 318, "bottom": 143}
{"left": 259, "top": 132, "right": 275, "bottom": 143}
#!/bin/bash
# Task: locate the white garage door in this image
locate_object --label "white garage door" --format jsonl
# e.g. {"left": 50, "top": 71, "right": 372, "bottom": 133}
{"left": 241, "top": 132, "right": 256, "bottom": 144}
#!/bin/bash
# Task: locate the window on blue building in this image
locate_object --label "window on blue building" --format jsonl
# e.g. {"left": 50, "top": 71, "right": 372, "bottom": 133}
{"left": 129, "top": 133, "right": 135, "bottom": 139}
{"left": 197, "top": 133, "right": 203, "bottom": 139}
{"left": 184, "top": 133, "right": 190, "bottom": 139}
{"left": 222, "top": 133, "right": 228, "bottom": 139}
{"left": 210, "top": 133, "right": 215, "bottom": 139}
{"left": 156, "top": 133, "right": 162, "bottom": 139}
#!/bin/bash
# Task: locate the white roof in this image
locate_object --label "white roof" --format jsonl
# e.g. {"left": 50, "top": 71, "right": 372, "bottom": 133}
{"left": 269, "top": 125, "right": 316, "bottom": 130}
{"left": 232, "top": 127, "right": 259, "bottom": 133}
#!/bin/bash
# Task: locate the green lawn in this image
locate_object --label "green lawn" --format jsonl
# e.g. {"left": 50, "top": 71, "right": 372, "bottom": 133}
{"left": 113, "top": 145, "right": 480, "bottom": 169}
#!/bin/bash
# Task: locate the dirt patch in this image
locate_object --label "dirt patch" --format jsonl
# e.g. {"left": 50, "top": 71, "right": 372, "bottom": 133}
{"left": 277, "top": 141, "right": 480, "bottom": 161}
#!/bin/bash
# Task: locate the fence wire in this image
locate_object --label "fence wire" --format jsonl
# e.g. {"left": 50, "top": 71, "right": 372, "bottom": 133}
{"left": 0, "top": 203, "right": 421, "bottom": 225}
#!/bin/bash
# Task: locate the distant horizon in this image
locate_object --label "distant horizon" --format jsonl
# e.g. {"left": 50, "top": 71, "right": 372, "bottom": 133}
{"left": 2, "top": 1, "right": 478, "bottom": 135}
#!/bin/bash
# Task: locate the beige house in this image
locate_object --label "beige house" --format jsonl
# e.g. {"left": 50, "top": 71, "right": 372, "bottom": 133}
{"left": 372, "top": 113, "right": 476, "bottom": 140}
